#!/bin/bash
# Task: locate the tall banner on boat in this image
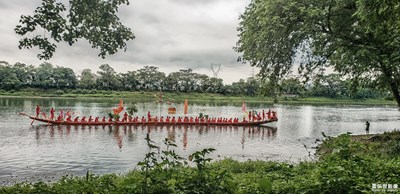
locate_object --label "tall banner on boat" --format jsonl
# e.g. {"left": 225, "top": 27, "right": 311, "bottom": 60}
{"left": 113, "top": 99, "right": 124, "bottom": 115}
{"left": 242, "top": 101, "right": 248, "bottom": 118}
{"left": 184, "top": 99, "right": 188, "bottom": 114}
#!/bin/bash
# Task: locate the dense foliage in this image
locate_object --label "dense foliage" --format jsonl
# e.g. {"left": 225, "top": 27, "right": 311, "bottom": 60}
{"left": 0, "top": 61, "right": 391, "bottom": 100}
{"left": 15, "top": 0, "right": 134, "bottom": 60}
{"left": 236, "top": 0, "right": 400, "bottom": 107}
{"left": 1, "top": 131, "right": 400, "bottom": 193}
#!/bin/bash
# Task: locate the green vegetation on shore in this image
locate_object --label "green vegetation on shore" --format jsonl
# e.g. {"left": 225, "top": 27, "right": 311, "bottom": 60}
{"left": 1, "top": 131, "right": 400, "bottom": 193}
{"left": 0, "top": 88, "right": 397, "bottom": 106}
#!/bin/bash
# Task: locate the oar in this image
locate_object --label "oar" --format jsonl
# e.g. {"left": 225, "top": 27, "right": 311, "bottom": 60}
{"left": 18, "top": 112, "right": 35, "bottom": 125}
{"left": 18, "top": 112, "right": 29, "bottom": 117}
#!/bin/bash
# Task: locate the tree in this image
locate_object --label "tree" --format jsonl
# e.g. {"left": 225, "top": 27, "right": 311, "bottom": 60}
{"left": 206, "top": 77, "right": 224, "bottom": 94}
{"left": 0, "top": 62, "right": 22, "bottom": 90}
{"left": 34, "top": 62, "right": 55, "bottom": 88}
{"left": 13, "top": 62, "right": 36, "bottom": 88}
{"left": 194, "top": 74, "right": 211, "bottom": 93}
{"left": 165, "top": 69, "right": 197, "bottom": 92}
{"left": 280, "top": 77, "right": 305, "bottom": 96}
{"left": 309, "top": 74, "right": 347, "bottom": 98}
{"left": 79, "top": 69, "right": 96, "bottom": 89}
{"left": 120, "top": 71, "right": 138, "bottom": 91}
{"left": 245, "top": 77, "right": 260, "bottom": 96}
{"left": 236, "top": 0, "right": 400, "bottom": 107}
{"left": 53, "top": 66, "right": 77, "bottom": 88}
{"left": 15, "top": 0, "right": 135, "bottom": 60}
{"left": 136, "top": 66, "right": 165, "bottom": 91}
{"left": 230, "top": 79, "right": 247, "bottom": 95}
{"left": 96, "top": 64, "right": 120, "bottom": 90}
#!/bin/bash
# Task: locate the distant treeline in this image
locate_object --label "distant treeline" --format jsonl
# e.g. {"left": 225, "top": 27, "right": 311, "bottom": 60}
{"left": 0, "top": 61, "right": 390, "bottom": 99}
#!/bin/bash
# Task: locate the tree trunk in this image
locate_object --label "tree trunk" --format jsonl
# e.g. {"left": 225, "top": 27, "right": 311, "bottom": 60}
{"left": 389, "top": 81, "right": 400, "bottom": 108}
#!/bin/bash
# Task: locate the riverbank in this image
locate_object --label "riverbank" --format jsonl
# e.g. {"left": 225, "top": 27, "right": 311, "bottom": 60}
{"left": 1, "top": 131, "right": 399, "bottom": 193}
{"left": 0, "top": 88, "right": 396, "bottom": 106}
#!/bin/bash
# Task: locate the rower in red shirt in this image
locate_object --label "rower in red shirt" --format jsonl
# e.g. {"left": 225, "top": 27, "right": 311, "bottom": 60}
{"left": 242, "top": 117, "right": 247, "bottom": 122}
{"left": 122, "top": 112, "right": 128, "bottom": 122}
{"left": 81, "top": 116, "right": 86, "bottom": 122}
{"left": 66, "top": 115, "right": 72, "bottom": 122}
{"left": 50, "top": 108, "right": 55, "bottom": 120}
{"left": 272, "top": 111, "right": 277, "bottom": 119}
{"left": 267, "top": 109, "right": 271, "bottom": 119}
{"left": 94, "top": 117, "right": 99, "bottom": 123}
{"left": 74, "top": 117, "right": 79, "bottom": 122}
{"left": 35, "top": 105, "right": 41, "bottom": 117}
{"left": 147, "top": 111, "right": 151, "bottom": 120}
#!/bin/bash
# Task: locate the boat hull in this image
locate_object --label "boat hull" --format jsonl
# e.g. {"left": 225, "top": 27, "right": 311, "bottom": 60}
{"left": 24, "top": 115, "right": 277, "bottom": 126}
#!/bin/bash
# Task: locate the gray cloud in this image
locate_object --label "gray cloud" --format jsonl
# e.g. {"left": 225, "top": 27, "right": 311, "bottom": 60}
{"left": 0, "top": 0, "right": 251, "bottom": 84}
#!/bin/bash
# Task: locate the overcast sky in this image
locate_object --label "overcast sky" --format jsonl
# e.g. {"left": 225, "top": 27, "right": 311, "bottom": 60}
{"left": 0, "top": 0, "right": 254, "bottom": 84}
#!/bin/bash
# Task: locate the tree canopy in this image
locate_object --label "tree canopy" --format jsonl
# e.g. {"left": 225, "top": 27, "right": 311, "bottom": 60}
{"left": 236, "top": 0, "right": 400, "bottom": 107}
{"left": 15, "top": 0, "right": 134, "bottom": 60}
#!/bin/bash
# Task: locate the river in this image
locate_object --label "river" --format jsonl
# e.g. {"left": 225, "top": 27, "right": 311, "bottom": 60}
{"left": 0, "top": 97, "right": 399, "bottom": 185}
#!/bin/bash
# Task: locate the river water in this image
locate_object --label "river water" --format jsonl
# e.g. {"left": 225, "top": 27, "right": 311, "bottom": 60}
{"left": 0, "top": 97, "right": 399, "bottom": 185}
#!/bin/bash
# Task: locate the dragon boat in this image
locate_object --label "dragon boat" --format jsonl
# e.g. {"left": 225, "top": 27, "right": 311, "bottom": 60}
{"left": 19, "top": 112, "right": 278, "bottom": 126}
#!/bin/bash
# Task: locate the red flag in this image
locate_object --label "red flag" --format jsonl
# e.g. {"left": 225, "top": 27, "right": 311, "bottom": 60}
{"left": 113, "top": 99, "right": 124, "bottom": 115}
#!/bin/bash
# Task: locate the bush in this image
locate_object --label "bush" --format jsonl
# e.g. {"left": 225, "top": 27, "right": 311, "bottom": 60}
{"left": 55, "top": 90, "right": 64, "bottom": 95}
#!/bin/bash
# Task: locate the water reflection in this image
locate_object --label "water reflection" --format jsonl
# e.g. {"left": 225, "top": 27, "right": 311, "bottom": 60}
{"left": 32, "top": 125, "right": 277, "bottom": 150}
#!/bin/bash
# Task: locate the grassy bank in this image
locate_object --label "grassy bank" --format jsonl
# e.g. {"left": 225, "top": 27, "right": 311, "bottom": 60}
{"left": 0, "top": 88, "right": 396, "bottom": 105}
{"left": 1, "top": 131, "right": 400, "bottom": 193}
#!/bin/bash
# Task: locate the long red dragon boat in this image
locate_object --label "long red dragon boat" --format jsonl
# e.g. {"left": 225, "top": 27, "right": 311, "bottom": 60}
{"left": 19, "top": 113, "right": 277, "bottom": 126}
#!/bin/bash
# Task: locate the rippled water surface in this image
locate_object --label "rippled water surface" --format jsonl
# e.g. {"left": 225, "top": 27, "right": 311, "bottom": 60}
{"left": 0, "top": 97, "right": 399, "bottom": 184}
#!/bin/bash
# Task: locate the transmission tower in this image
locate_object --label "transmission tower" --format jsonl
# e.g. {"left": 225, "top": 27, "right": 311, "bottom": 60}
{"left": 210, "top": 64, "right": 222, "bottom": 78}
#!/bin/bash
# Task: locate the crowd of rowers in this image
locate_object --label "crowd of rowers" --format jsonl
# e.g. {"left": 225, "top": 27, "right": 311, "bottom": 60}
{"left": 35, "top": 105, "right": 277, "bottom": 124}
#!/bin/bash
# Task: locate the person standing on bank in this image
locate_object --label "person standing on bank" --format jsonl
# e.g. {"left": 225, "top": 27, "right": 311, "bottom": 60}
{"left": 365, "top": 121, "right": 370, "bottom": 134}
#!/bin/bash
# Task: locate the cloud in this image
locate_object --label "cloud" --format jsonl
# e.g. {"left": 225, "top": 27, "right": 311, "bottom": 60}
{"left": 0, "top": 0, "right": 251, "bottom": 84}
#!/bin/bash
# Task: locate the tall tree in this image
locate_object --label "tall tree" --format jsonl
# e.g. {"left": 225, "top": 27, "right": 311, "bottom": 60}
{"left": 12, "top": 62, "right": 36, "bottom": 88}
{"left": 15, "top": 0, "right": 135, "bottom": 60}
{"left": 79, "top": 69, "right": 96, "bottom": 89}
{"left": 96, "top": 64, "right": 120, "bottom": 90}
{"left": 236, "top": 0, "right": 400, "bottom": 107}
{"left": 120, "top": 71, "right": 138, "bottom": 90}
{"left": 230, "top": 79, "right": 247, "bottom": 95}
{"left": 136, "top": 66, "right": 165, "bottom": 91}
{"left": 34, "top": 62, "right": 55, "bottom": 88}
{"left": 0, "top": 62, "right": 22, "bottom": 90}
{"left": 53, "top": 66, "right": 77, "bottom": 88}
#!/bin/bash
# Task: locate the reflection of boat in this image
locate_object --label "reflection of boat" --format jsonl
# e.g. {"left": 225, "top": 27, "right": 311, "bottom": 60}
{"left": 20, "top": 112, "right": 278, "bottom": 126}
{"left": 33, "top": 124, "right": 277, "bottom": 150}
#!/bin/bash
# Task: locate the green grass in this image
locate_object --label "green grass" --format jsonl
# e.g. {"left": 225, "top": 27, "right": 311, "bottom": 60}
{"left": 0, "top": 88, "right": 397, "bottom": 105}
{"left": 1, "top": 131, "right": 400, "bottom": 193}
